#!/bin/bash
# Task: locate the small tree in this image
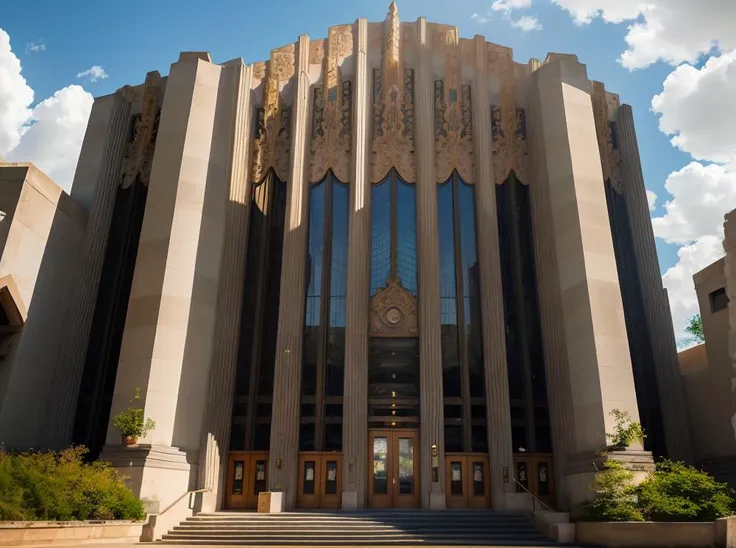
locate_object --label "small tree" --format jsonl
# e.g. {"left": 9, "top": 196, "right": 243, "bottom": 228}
{"left": 607, "top": 409, "right": 646, "bottom": 448}
{"left": 112, "top": 388, "right": 155, "bottom": 442}
{"left": 585, "top": 459, "right": 643, "bottom": 521}
{"left": 686, "top": 314, "right": 705, "bottom": 343}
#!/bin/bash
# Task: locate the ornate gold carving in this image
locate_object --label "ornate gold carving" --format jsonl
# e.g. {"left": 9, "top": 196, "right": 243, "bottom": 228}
{"left": 253, "top": 62, "right": 267, "bottom": 80}
{"left": 121, "top": 71, "right": 162, "bottom": 188}
{"left": 591, "top": 81, "right": 622, "bottom": 191}
{"left": 310, "top": 40, "right": 325, "bottom": 65}
{"left": 251, "top": 45, "right": 295, "bottom": 183}
{"left": 489, "top": 44, "right": 521, "bottom": 185}
{"left": 369, "top": 278, "right": 418, "bottom": 336}
{"left": 371, "top": 2, "right": 415, "bottom": 183}
{"left": 434, "top": 28, "right": 474, "bottom": 183}
{"left": 310, "top": 26, "right": 353, "bottom": 182}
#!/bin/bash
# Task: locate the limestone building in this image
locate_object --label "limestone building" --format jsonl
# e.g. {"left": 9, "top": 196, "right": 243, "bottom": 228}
{"left": 0, "top": 4, "right": 692, "bottom": 513}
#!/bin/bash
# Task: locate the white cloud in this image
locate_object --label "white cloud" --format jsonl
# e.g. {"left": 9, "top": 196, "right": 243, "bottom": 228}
{"left": 492, "top": 0, "right": 532, "bottom": 13}
{"left": 651, "top": 51, "right": 736, "bottom": 164}
{"left": 76, "top": 65, "right": 108, "bottom": 83}
{"left": 0, "top": 28, "right": 93, "bottom": 192}
{"left": 471, "top": 12, "right": 493, "bottom": 23}
{"left": 511, "top": 15, "right": 542, "bottom": 31}
{"left": 647, "top": 190, "right": 657, "bottom": 212}
{"left": 26, "top": 40, "right": 45, "bottom": 53}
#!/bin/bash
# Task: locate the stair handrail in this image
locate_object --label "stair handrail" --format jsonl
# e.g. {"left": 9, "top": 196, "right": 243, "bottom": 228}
{"left": 512, "top": 478, "right": 553, "bottom": 513}
{"left": 157, "top": 488, "right": 211, "bottom": 517}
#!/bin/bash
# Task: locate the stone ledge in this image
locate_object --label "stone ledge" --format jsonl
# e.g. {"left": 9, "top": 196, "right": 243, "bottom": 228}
{"left": 565, "top": 448, "right": 655, "bottom": 476}
{"left": 575, "top": 519, "right": 735, "bottom": 548}
{"left": 0, "top": 521, "right": 144, "bottom": 546}
{"left": 100, "top": 444, "right": 193, "bottom": 471}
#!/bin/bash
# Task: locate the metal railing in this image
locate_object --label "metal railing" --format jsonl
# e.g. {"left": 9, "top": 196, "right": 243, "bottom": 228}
{"left": 158, "top": 488, "right": 211, "bottom": 517}
{"left": 513, "top": 478, "right": 553, "bottom": 513}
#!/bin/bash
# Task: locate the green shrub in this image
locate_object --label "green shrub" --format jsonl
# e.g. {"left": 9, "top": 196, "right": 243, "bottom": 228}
{"left": 638, "top": 460, "right": 735, "bottom": 522}
{"left": 0, "top": 446, "right": 145, "bottom": 521}
{"left": 112, "top": 388, "right": 155, "bottom": 439}
{"left": 607, "top": 409, "right": 646, "bottom": 448}
{"left": 584, "top": 458, "right": 644, "bottom": 522}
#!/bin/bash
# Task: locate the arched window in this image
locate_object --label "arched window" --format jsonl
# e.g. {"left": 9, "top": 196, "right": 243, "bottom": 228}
{"left": 439, "top": 171, "right": 487, "bottom": 453}
{"left": 300, "top": 171, "right": 348, "bottom": 451}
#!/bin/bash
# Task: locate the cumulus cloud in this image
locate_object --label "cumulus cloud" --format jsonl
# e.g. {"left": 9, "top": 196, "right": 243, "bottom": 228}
{"left": 76, "top": 65, "right": 108, "bottom": 83}
{"left": 492, "top": 0, "right": 532, "bottom": 12}
{"left": 26, "top": 40, "right": 45, "bottom": 54}
{"left": 647, "top": 190, "right": 657, "bottom": 212}
{"left": 0, "top": 28, "right": 93, "bottom": 192}
{"left": 511, "top": 15, "right": 542, "bottom": 31}
{"left": 471, "top": 12, "right": 493, "bottom": 23}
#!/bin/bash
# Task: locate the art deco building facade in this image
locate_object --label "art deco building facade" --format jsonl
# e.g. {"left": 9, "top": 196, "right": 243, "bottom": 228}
{"left": 0, "top": 3, "right": 692, "bottom": 513}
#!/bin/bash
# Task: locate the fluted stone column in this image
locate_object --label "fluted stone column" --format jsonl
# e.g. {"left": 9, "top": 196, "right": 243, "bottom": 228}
{"left": 268, "top": 35, "right": 311, "bottom": 510}
{"left": 342, "top": 18, "right": 371, "bottom": 510}
{"left": 101, "top": 53, "right": 234, "bottom": 512}
{"left": 197, "top": 61, "right": 254, "bottom": 512}
{"left": 527, "top": 69, "right": 576, "bottom": 510}
{"left": 42, "top": 91, "right": 132, "bottom": 449}
{"left": 531, "top": 56, "right": 646, "bottom": 509}
{"left": 616, "top": 105, "right": 693, "bottom": 463}
{"left": 416, "top": 18, "right": 445, "bottom": 510}
{"left": 470, "top": 35, "right": 514, "bottom": 509}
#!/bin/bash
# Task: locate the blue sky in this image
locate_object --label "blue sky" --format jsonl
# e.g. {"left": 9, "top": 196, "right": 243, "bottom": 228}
{"left": 1, "top": 0, "right": 734, "bottom": 342}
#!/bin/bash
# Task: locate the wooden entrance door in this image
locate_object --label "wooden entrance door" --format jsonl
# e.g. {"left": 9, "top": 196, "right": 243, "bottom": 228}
{"left": 445, "top": 454, "right": 490, "bottom": 509}
{"left": 514, "top": 454, "right": 555, "bottom": 507}
{"left": 296, "top": 453, "right": 342, "bottom": 509}
{"left": 368, "top": 430, "right": 420, "bottom": 508}
{"left": 225, "top": 452, "right": 269, "bottom": 510}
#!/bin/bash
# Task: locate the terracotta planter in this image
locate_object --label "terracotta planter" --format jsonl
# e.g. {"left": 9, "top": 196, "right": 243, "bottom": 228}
{"left": 122, "top": 435, "right": 138, "bottom": 446}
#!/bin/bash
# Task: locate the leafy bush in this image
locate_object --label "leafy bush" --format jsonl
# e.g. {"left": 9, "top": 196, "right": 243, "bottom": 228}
{"left": 0, "top": 446, "right": 145, "bottom": 521}
{"left": 607, "top": 409, "right": 646, "bottom": 448}
{"left": 638, "top": 460, "right": 735, "bottom": 522}
{"left": 112, "top": 388, "right": 155, "bottom": 439}
{"left": 584, "top": 459, "right": 644, "bottom": 522}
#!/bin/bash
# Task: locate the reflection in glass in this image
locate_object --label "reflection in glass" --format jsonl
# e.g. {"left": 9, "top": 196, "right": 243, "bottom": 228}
{"left": 398, "top": 437, "right": 415, "bottom": 495}
{"left": 438, "top": 182, "right": 461, "bottom": 399}
{"left": 473, "top": 462, "right": 485, "bottom": 496}
{"left": 255, "top": 460, "right": 267, "bottom": 495}
{"left": 303, "top": 461, "right": 316, "bottom": 495}
{"left": 325, "top": 461, "right": 338, "bottom": 495}
{"left": 232, "top": 461, "right": 244, "bottom": 495}
{"left": 370, "top": 181, "right": 391, "bottom": 295}
{"left": 373, "top": 437, "right": 388, "bottom": 494}
{"left": 516, "top": 461, "right": 528, "bottom": 491}
{"left": 450, "top": 461, "right": 463, "bottom": 495}
{"left": 396, "top": 182, "right": 417, "bottom": 295}
{"left": 538, "top": 462, "right": 549, "bottom": 496}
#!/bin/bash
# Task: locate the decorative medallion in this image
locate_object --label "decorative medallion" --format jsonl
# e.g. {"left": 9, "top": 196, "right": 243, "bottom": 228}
{"left": 251, "top": 44, "right": 295, "bottom": 183}
{"left": 371, "top": 2, "right": 416, "bottom": 183}
{"left": 370, "top": 278, "right": 418, "bottom": 336}
{"left": 121, "top": 71, "right": 162, "bottom": 188}
{"left": 434, "top": 29, "right": 475, "bottom": 184}
{"left": 310, "top": 25, "right": 354, "bottom": 182}
{"left": 591, "top": 81, "right": 622, "bottom": 192}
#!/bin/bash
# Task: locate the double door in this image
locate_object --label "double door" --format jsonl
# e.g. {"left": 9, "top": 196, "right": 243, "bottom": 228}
{"left": 368, "top": 429, "right": 420, "bottom": 508}
{"left": 296, "top": 453, "right": 342, "bottom": 508}
{"left": 514, "top": 454, "right": 555, "bottom": 507}
{"left": 444, "top": 454, "right": 490, "bottom": 508}
{"left": 225, "top": 452, "right": 268, "bottom": 510}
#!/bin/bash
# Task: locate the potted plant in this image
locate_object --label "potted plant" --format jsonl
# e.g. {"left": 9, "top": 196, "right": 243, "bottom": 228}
{"left": 112, "top": 388, "right": 156, "bottom": 446}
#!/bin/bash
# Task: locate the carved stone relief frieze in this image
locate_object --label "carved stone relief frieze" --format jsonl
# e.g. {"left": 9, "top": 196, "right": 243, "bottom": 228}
{"left": 121, "top": 71, "right": 162, "bottom": 188}
{"left": 251, "top": 44, "right": 295, "bottom": 183}
{"left": 488, "top": 44, "right": 521, "bottom": 185}
{"left": 370, "top": 1, "right": 416, "bottom": 183}
{"left": 591, "top": 80, "right": 622, "bottom": 191}
{"left": 369, "top": 278, "right": 418, "bottom": 336}
{"left": 310, "top": 25, "right": 354, "bottom": 183}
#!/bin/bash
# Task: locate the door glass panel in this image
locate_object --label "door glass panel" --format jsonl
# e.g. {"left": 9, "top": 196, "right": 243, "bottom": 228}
{"left": 538, "top": 462, "right": 550, "bottom": 496}
{"left": 325, "top": 461, "right": 338, "bottom": 495}
{"left": 472, "top": 462, "right": 484, "bottom": 496}
{"left": 450, "top": 461, "right": 463, "bottom": 495}
{"left": 254, "top": 460, "right": 267, "bottom": 495}
{"left": 373, "top": 437, "right": 388, "bottom": 494}
{"left": 516, "top": 461, "right": 528, "bottom": 492}
{"left": 398, "top": 437, "right": 415, "bottom": 495}
{"left": 303, "top": 461, "right": 316, "bottom": 495}
{"left": 232, "top": 460, "right": 244, "bottom": 495}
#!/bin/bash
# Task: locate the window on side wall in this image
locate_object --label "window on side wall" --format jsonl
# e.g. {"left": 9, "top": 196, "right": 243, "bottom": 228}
{"left": 709, "top": 287, "right": 729, "bottom": 313}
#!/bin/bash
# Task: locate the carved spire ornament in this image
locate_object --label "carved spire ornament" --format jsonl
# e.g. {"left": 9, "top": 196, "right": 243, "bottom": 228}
{"left": 310, "top": 25, "right": 354, "bottom": 183}
{"left": 120, "top": 71, "right": 162, "bottom": 188}
{"left": 434, "top": 28, "right": 475, "bottom": 183}
{"left": 251, "top": 44, "right": 295, "bottom": 183}
{"left": 371, "top": 1, "right": 416, "bottom": 183}
{"left": 591, "top": 81, "right": 622, "bottom": 191}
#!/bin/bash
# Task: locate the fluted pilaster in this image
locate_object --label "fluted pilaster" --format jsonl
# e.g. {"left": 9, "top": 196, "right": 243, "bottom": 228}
{"left": 268, "top": 35, "right": 311, "bottom": 509}
{"left": 617, "top": 105, "right": 693, "bottom": 463}
{"left": 471, "top": 35, "right": 514, "bottom": 508}
{"left": 527, "top": 72, "right": 575, "bottom": 510}
{"left": 415, "top": 18, "right": 445, "bottom": 509}
{"left": 198, "top": 61, "right": 255, "bottom": 512}
{"left": 342, "top": 18, "right": 371, "bottom": 510}
{"left": 43, "top": 91, "right": 132, "bottom": 449}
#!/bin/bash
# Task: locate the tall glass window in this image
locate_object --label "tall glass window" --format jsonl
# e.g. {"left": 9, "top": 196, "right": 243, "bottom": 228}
{"left": 299, "top": 171, "right": 348, "bottom": 451}
{"left": 230, "top": 171, "right": 287, "bottom": 452}
{"left": 439, "top": 171, "right": 488, "bottom": 453}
